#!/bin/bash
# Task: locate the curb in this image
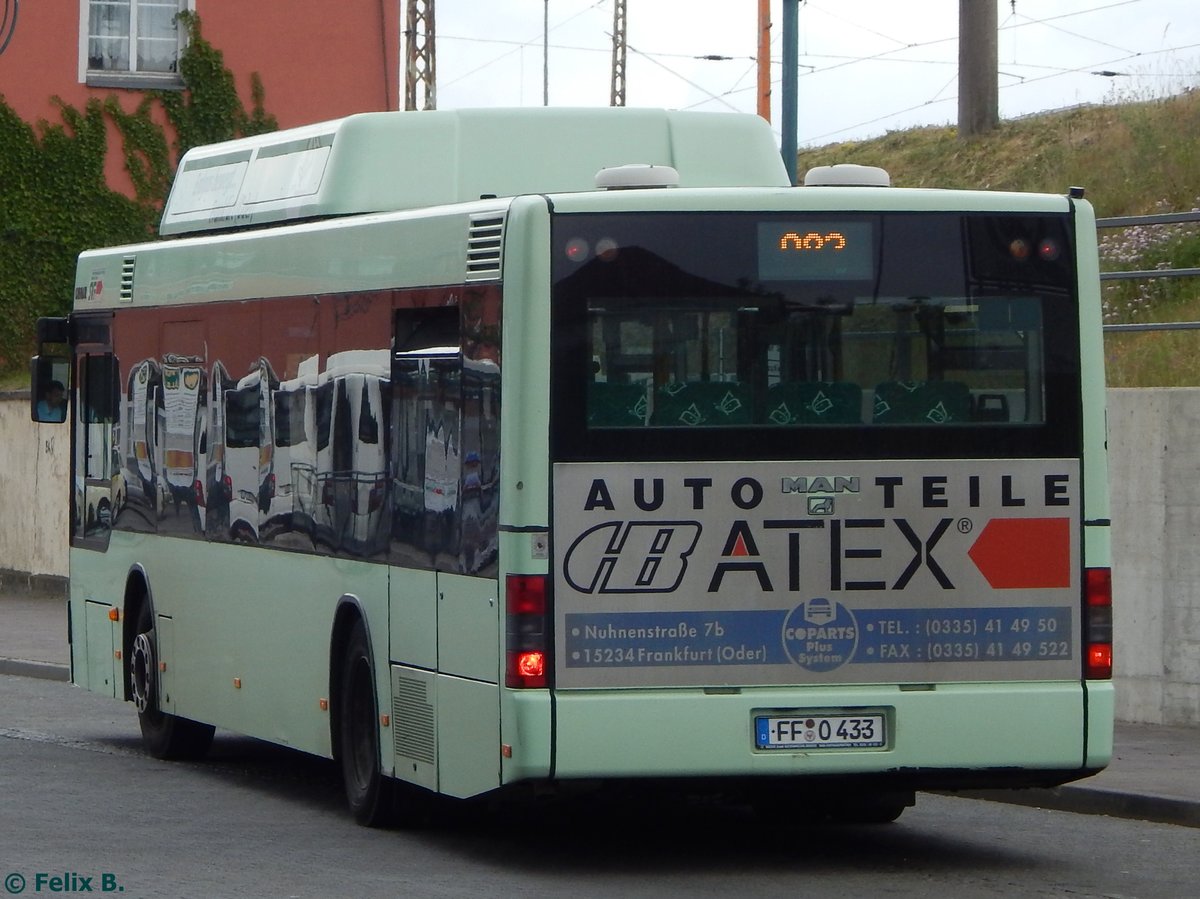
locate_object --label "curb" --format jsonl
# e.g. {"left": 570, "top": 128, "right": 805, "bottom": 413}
{"left": 0, "top": 658, "right": 70, "bottom": 683}
{"left": 0, "top": 570, "right": 69, "bottom": 598}
{"left": 959, "top": 785, "right": 1200, "bottom": 829}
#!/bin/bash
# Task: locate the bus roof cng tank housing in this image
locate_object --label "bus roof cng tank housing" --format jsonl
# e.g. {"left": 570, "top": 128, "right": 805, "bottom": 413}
{"left": 159, "top": 108, "right": 790, "bottom": 237}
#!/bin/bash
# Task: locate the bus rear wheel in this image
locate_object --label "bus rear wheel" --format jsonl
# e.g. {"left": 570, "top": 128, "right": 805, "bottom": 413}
{"left": 338, "top": 619, "right": 397, "bottom": 827}
{"left": 129, "top": 602, "right": 214, "bottom": 760}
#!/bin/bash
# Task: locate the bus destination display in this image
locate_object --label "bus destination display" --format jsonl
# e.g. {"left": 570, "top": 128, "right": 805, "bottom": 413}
{"left": 757, "top": 220, "right": 874, "bottom": 281}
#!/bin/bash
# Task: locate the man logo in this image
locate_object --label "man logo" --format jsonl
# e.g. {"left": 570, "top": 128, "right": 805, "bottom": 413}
{"left": 563, "top": 521, "right": 702, "bottom": 594}
{"left": 808, "top": 496, "right": 834, "bottom": 516}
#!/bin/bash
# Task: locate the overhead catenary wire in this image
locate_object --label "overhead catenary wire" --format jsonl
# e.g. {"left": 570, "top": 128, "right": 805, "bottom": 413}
{"left": 801, "top": 38, "right": 1200, "bottom": 144}
{"left": 440, "top": 0, "right": 608, "bottom": 90}
{"left": 435, "top": 0, "right": 1195, "bottom": 146}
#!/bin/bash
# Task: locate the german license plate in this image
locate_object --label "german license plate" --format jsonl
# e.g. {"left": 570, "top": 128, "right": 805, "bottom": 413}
{"left": 755, "top": 712, "right": 886, "bottom": 750}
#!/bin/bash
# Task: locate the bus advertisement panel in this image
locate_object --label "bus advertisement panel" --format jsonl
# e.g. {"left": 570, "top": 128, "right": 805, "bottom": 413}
{"left": 554, "top": 459, "right": 1080, "bottom": 689}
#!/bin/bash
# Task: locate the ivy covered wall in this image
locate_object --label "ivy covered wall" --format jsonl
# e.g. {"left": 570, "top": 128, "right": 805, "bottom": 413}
{"left": 0, "top": 13, "right": 276, "bottom": 372}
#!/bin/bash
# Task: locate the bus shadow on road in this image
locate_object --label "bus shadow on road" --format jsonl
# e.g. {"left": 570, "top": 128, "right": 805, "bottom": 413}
{"left": 161, "top": 734, "right": 1050, "bottom": 875}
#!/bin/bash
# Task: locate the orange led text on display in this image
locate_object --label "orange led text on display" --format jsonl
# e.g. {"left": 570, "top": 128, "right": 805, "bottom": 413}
{"left": 778, "top": 231, "right": 848, "bottom": 252}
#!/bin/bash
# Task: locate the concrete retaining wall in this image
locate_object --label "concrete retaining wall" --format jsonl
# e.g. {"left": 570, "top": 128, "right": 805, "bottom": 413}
{"left": 1108, "top": 388, "right": 1200, "bottom": 725}
{"left": 1, "top": 389, "right": 1197, "bottom": 725}
{"left": 0, "top": 391, "right": 69, "bottom": 590}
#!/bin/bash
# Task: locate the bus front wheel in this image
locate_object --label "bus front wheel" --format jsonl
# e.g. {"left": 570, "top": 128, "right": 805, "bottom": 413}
{"left": 129, "top": 602, "right": 214, "bottom": 760}
{"left": 338, "top": 619, "right": 397, "bottom": 826}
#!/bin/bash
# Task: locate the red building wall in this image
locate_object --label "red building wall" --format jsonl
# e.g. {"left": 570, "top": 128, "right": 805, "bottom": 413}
{"left": 0, "top": 1, "right": 400, "bottom": 197}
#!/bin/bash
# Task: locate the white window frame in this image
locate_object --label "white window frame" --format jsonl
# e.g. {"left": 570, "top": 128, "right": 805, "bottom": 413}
{"left": 78, "top": 0, "right": 195, "bottom": 89}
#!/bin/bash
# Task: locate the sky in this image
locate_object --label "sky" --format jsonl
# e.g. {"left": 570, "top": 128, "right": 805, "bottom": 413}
{"left": 431, "top": 0, "right": 1200, "bottom": 146}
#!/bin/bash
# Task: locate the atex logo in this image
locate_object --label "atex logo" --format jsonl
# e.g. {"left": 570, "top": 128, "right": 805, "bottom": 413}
{"left": 563, "top": 521, "right": 702, "bottom": 594}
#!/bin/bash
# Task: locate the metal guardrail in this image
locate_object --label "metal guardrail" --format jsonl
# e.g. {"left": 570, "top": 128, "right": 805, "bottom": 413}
{"left": 1096, "top": 210, "right": 1200, "bottom": 333}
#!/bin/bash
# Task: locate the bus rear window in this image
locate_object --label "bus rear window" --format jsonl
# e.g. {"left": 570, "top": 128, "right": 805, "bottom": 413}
{"left": 584, "top": 294, "right": 1047, "bottom": 428}
{"left": 551, "top": 211, "right": 1081, "bottom": 461}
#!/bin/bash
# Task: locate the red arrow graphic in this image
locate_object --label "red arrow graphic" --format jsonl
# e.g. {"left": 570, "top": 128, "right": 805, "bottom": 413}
{"left": 968, "top": 518, "right": 1071, "bottom": 589}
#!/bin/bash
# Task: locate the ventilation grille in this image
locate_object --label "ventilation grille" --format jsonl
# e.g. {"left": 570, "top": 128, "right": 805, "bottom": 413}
{"left": 465, "top": 215, "right": 504, "bottom": 282}
{"left": 393, "top": 675, "right": 436, "bottom": 765}
{"left": 120, "top": 256, "right": 136, "bottom": 303}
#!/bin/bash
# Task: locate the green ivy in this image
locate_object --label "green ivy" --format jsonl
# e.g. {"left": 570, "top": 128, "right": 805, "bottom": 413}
{"left": 158, "top": 11, "right": 278, "bottom": 157}
{"left": 0, "top": 12, "right": 277, "bottom": 373}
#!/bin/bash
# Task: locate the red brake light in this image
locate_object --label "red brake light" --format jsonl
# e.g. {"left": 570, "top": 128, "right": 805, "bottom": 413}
{"left": 1084, "top": 567, "right": 1113, "bottom": 679}
{"left": 506, "top": 574, "right": 548, "bottom": 688}
{"left": 515, "top": 651, "right": 546, "bottom": 680}
{"left": 1087, "top": 643, "right": 1113, "bottom": 677}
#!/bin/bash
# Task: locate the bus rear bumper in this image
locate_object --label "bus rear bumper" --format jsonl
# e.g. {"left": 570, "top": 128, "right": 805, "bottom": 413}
{"left": 546, "top": 681, "right": 1111, "bottom": 790}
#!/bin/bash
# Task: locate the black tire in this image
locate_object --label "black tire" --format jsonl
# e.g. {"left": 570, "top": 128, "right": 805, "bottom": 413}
{"left": 827, "top": 791, "right": 913, "bottom": 825}
{"left": 338, "top": 618, "right": 396, "bottom": 826}
{"left": 129, "top": 602, "right": 215, "bottom": 760}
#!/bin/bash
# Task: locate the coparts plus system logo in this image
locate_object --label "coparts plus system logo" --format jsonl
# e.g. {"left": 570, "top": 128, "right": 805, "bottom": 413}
{"left": 782, "top": 598, "right": 859, "bottom": 672}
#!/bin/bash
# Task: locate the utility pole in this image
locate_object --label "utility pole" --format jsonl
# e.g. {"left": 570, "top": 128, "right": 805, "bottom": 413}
{"left": 757, "top": 0, "right": 771, "bottom": 122}
{"left": 610, "top": 0, "right": 627, "bottom": 107}
{"left": 404, "top": 0, "right": 436, "bottom": 111}
{"left": 781, "top": 0, "right": 799, "bottom": 184}
{"left": 958, "top": 0, "right": 998, "bottom": 137}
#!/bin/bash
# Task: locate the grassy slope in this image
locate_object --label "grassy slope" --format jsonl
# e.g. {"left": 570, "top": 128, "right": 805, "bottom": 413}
{"left": 797, "top": 90, "right": 1200, "bottom": 214}
{"left": 797, "top": 89, "right": 1200, "bottom": 386}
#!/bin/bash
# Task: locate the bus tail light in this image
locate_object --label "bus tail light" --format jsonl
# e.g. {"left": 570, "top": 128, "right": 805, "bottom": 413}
{"left": 1084, "top": 568, "right": 1113, "bottom": 680}
{"left": 221, "top": 474, "right": 233, "bottom": 502}
{"left": 506, "top": 574, "right": 548, "bottom": 688}
{"left": 193, "top": 478, "right": 206, "bottom": 508}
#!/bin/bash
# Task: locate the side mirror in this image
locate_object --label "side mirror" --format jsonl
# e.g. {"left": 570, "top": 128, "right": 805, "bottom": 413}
{"left": 30, "top": 354, "right": 70, "bottom": 423}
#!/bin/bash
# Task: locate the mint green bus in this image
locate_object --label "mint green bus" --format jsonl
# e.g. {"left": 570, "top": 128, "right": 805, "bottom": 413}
{"left": 31, "top": 108, "right": 1112, "bottom": 826}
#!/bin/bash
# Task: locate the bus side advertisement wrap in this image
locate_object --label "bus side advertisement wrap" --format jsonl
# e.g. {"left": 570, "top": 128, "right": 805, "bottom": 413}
{"left": 552, "top": 458, "right": 1080, "bottom": 689}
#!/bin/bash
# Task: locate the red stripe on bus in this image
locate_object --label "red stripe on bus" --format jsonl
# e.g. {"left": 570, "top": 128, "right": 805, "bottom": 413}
{"left": 968, "top": 517, "right": 1071, "bottom": 589}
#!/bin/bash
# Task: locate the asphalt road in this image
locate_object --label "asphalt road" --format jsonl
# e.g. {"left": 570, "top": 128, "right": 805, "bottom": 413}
{"left": 1, "top": 675, "right": 1196, "bottom": 899}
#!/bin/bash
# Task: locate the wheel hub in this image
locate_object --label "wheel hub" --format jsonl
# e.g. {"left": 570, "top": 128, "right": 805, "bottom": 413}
{"left": 130, "top": 631, "right": 155, "bottom": 714}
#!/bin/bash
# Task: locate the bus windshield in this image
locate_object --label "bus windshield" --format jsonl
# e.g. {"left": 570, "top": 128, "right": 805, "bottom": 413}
{"left": 551, "top": 211, "right": 1081, "bottom": 462}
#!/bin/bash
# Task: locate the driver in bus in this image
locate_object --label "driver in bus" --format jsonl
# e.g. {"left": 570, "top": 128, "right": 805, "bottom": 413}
{"left": 37, "top": 380, "right": 67, "bottom": 422}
